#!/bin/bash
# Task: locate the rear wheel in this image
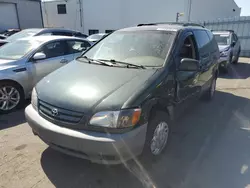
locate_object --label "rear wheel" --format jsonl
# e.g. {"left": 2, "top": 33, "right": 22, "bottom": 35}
{"left": 0, "top": 82, "right": 24, "bottom": 114}
{"left": 202, "top": 76, "right": 216, "bottom": 101}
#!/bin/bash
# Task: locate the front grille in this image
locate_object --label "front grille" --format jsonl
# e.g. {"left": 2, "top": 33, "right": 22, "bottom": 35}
{"left": 38, "top": 100, "right": 84, "bottom": 124}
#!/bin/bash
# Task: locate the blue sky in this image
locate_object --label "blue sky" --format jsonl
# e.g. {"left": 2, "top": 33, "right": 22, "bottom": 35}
{"left": 235, "top": 0, "right": 250, "bottom": 16}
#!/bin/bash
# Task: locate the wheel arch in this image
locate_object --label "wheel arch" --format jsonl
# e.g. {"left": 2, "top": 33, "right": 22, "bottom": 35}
{"left": 142, "top": 98, "right": 174, "bottom": 123}
{"left": 0, "top": 79, "right": 25, "bottom": 96}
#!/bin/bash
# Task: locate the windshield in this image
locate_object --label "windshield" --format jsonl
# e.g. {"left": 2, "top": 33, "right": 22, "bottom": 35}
{"left": 6, "top": 29, "right": 42, "bottom": 42}
{"left": 87, "top": 34, "right": 106, "bottom": 41}
{"left": 82, "top": 30, "right": 175, "bottom": 67}
{"left": 0, "top": 39, "right": 42, "bottom": 60}
{"left": 214, "top": 34, "right": 230, "bottom": 45}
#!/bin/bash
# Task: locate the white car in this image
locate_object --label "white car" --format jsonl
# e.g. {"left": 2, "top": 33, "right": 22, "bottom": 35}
{"left": 87, "top": 33, "right": 108, "bottom": 43}
{"left": 213, "top": 30, "right": 241, "bottom": 73}
{"left": 0, "top": 36, "right": 92, "bottom": 113}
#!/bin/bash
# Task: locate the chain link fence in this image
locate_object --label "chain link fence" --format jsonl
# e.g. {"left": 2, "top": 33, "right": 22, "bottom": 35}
{"left": 198, "top": 16, "right": 250, "bottom": 57}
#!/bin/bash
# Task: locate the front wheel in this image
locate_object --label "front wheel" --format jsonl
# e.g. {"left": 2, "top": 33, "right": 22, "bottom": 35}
{"left": 0, "top": 82, "right": 24, "bottom": 114}
{"left": 233, "top": 50, "right": 241, "bottom": 64}
{"left": 140, "top": 111, "right": 172, "bottom": 162}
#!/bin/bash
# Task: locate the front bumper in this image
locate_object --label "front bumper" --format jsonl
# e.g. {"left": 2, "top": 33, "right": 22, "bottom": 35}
{"left": 218, "top": 56, "right": 229, "bottom": 64}
{"left": 218, "top": 56, "right": 230, "bottom": 69}
{"left": 25, "top": 105, "right": 147, "bottom": 164}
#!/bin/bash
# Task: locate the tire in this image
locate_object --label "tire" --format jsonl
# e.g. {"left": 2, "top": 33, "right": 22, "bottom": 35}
{"left": 140, "top": 111, "right": 172, "bottom": 163}
{"left": 220, "top": 63, "right": 229, "bottom": 74}
{"left": 233, "top": 49, "right": 241, "bottom": 64}
{"left": 202, "top": 76, "right": 216, "bottom": 101}
{"left": 220, "top": 54, "right": 232, "bottom": 74}
{"left": 0, "top": 81, "right": 24, "bottom": 114}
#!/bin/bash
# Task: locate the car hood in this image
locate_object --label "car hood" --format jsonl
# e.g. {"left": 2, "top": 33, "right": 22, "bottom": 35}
{"left": 36, "top": 60, "right": 157, "bottom": 113}
{"left": 0, "top": 59, "right": 21, "bottom": 71}
{"left": 0, "top": 59, "right": 16, "bottom": 65}
{"left": 218, "top": 45, "right": 230, "bottom": 52}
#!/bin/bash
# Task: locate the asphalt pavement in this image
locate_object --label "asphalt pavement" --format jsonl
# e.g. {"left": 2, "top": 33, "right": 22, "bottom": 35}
{"left": 1, "top": 58, "right": 250, "bottom": 188}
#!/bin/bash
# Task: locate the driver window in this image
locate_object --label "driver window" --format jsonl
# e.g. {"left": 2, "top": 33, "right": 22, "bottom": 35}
{"left": 179, "top": 35, "right": 197, "bottom": 60}
{"left": 36, "top": 41, "right": 66, "bottom": 59}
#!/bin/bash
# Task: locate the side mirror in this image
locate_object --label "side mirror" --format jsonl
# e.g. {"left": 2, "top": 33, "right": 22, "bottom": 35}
{"left": 231, "top": 41, "right": 236, "bottom": 47}
{"left": 33, "top": 52, "right": 46, "bottom": 61}
{"left": 179, "top": 58, "right": 199, "bottom": 71}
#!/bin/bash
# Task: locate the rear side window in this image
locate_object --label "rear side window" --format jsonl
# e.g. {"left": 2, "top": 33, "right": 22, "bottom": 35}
{"left": 193, "top": 30, "right": 210, "bottom": 48}
{"left": 66, "top": 40, "right": 91, "bottom": 54}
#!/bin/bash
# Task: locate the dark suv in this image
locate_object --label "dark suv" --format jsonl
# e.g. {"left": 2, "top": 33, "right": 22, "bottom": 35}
{"left": 25, "top": 23, "right": 220, "bottom": 164}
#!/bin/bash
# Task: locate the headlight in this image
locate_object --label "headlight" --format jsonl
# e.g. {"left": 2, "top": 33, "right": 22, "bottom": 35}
{"left": 220, "top": 51, "right": 229, "bottom": 57}
{"left": 31, "top": 88, "right": 38, "bottom": 111}
{"left": 220, "top": 47, "right": 230, "bottom": 57}
{"left": 89, "top": 108, "right": 141, "bottom": 128}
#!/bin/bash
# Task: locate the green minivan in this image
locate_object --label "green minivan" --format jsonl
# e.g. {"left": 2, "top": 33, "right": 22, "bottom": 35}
{"left": 25, "top": 23, "right": 219, "bottom": 164}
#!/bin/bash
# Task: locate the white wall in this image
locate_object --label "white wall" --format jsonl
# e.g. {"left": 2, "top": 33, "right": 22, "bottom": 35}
{"left": 17, "top": 1, "right": 43, "bottom": 29}
{"left": 42, "top": 0, "right": 83, "bottom": 31}
{"left": 82, "top": 0, "right": 186, "bottom": 34}
{"left": 0, "top": 3, "right": 19, "bottom": 31}
{"left": 189, "top": 0, "right": 241, "bottom": 22}
{"left": 42, "top": 0, "right": 241, "bottom": 35}
{"left": 0, "top": 0, "right": 43, "bottom": 31}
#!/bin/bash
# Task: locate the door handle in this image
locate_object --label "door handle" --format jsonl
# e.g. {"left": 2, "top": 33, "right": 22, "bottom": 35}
{"left": 60, "top": 59, "right": 68, "bottom": 64}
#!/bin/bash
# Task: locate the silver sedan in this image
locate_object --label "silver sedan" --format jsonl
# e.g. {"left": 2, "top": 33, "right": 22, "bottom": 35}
{"left": 0, "top": 36, "right": 92, "bottom": 113}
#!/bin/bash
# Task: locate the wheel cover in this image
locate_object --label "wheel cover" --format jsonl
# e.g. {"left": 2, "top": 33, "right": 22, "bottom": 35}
{"left": 0, "top": 86, "right": 20, "bottom": 111}
{"left": 150, "top": 121, "right": 169, "bottom": 155}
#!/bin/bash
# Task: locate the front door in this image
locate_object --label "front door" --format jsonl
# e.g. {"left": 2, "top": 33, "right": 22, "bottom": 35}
{"left": 175, "top": 32, "right": 200, "bottom": 113}
{"left": 27, "top": 40, "right": 68, "bottom": 86}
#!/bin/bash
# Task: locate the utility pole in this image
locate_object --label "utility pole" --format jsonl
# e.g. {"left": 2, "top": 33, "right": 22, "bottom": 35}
{"left": 188, "top": 0, "right": 193, "bottom": 21}
{"left": 78, "top": 0, "right": 83, "bottom": 30}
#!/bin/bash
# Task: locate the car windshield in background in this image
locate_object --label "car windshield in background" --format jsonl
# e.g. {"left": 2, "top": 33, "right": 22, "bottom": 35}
{"left": 6, "top": 29, "right": 42, "bottom": 42}
{"left": 214, "top": 34, "right": 230, "bottom": 45}
{"left": 83, "top": 30, "right": 175, "bottom": 67}
{"left": 0, "top": 39, "right": 42, "bottom": 60}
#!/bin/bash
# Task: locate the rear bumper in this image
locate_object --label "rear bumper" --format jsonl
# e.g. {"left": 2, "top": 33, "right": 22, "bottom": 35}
{"left": 25, "top": 105, "right": 147, "bottom": 164}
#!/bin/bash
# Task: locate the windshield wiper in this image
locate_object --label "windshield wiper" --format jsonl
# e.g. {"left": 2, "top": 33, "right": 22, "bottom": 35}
{"left": 97, "top": 59, "right": 146, "bottom": 69}
{"left": 77, "top": 56, "right": 114, "bottom": 66}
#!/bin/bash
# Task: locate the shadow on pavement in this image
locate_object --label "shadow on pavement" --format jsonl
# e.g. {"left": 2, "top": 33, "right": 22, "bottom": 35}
{"left": 0, "top": 100, "right": 29, "bottom": 130}
{"left": 40, "top": 91, "right": 250, "bottom": 188}
{"left": 220, "top": 61, "right": 250, "bottom": 79}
